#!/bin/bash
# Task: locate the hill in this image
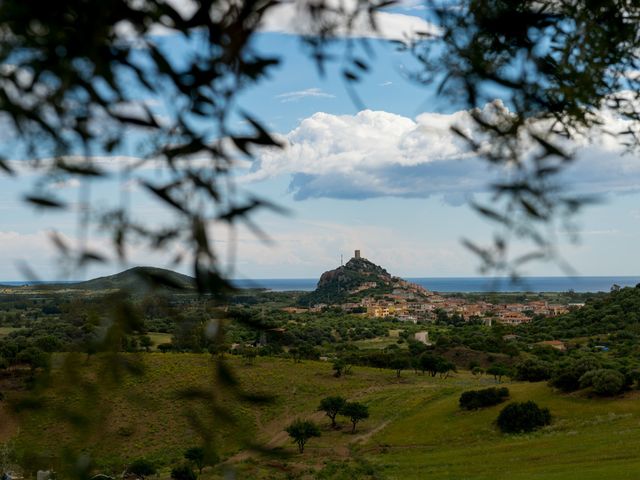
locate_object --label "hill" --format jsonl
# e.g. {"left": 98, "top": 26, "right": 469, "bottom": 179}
{"left": 300, "top": 251, "right": 430, "bottom": 306}
{"left": 518, "top": 284, "right": 640, "bottom": 348}
{"left": 50, "top": 266, "right": 195, "bottom": 293}
{"left": 6, "top": 355, "right": 640, "bottom": 479}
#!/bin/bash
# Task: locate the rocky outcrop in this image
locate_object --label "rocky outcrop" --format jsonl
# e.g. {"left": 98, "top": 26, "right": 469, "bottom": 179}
{"left": 300, "top": 254, "right": 428, "bottom": 306}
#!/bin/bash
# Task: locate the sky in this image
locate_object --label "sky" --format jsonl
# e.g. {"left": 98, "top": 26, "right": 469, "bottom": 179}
{"left": 2, "top": 3, "right": 640, "bottom": 281}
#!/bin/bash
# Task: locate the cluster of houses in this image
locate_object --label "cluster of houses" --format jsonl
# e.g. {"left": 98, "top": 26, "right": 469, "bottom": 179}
{"left": 302, "top": 283, "right": 583, "bottom": 325}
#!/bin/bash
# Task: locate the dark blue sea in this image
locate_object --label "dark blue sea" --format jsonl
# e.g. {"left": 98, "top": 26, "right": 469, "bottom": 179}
{"left": 3, "top": 277, "right": 639, "bottom": 293}
{"left": 231, "top": 276, "right": 640, "bottom": 293}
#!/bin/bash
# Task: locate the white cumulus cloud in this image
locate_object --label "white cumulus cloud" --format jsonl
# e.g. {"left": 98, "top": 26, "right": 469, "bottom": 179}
{"left": 163, "top": 0, "right": 439, "bottom": 41}
{"left": 242, "top": 104, "right": 640, "bottom": 204}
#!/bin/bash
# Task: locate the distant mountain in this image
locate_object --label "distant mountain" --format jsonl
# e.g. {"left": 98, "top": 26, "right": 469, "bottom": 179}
{"left": 300, "top": 251, "right": 430, "bottom": 306}
{"left": 49, "top": 266, "right": 195, "bottom": 293}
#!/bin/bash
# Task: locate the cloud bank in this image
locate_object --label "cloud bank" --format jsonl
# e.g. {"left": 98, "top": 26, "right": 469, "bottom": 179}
{"left": 163, "top": 0, "right": 439, "bottom": 41}
{"left": 242, "top": 105, "right": 640, "bottom": 204}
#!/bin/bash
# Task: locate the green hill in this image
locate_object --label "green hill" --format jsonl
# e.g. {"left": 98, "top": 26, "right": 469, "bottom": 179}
{"left": 519, "top": 284, "right": 640, "bottom": 350}
{"left": 57, "top": 266, "right": 195, "bottom": 293}
{"left": 6, "top": 355, "right": 640, "bottom": 479}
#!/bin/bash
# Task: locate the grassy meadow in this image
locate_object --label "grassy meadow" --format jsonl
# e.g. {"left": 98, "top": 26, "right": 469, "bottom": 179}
{"left": 4, "top": 354, "right": 640, "bottom": 478}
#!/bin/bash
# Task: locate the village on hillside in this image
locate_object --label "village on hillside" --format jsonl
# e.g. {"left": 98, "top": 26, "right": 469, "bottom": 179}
{"left": 285, "top": 251, "right": 585, "bottom": 326}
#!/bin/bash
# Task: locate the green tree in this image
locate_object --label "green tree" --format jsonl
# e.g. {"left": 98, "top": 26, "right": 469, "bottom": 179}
{"left": 390, "top": 355, "right": 410, "bottom": 378}
{"left": 318, "top": 396, "right": 347, "bottom": 428}
{"left": 340, "top": 402, "right": 369, "bottom": 434}
{"left": 285, "top": 419, "right": 321, "bottom": 453}
{"left": 332, "top": 358, "right": 346, "bottom": 378}
{"left": 419, "top": 353, "right": 441, "bottom": 376}
{"left": 184, "top": 446, "right": 218, "bottom": 475}
{"left": 436, "top": 359, "right": 456, "bottom": 379}
{"left": 139, "top": 335, "right": 153, "bottom": 352}
{"left": 497, "top": 401, "right": 551, "bottom": 434}
{"left": 579, "top": 369, "right": 626, "bottom": 396}
{"left": 515, "top": 359, "right": 552, "bottom": 382}
{"left": 487, "top": 365, "right": 510, "bottom": 383}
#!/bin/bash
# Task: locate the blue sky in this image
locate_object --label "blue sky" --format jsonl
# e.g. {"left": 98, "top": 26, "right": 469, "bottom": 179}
{"left": 2, "top": 5, "right": 640, "bottom": 281}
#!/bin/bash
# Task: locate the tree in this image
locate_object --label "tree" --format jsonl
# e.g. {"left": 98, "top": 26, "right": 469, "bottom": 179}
{"left": 171, "top": 464, "right": 197, "bottom": 480}
{"left": 390, "top": 355, "right": 410, "bottom": 378}
{"left": 285, "top": 419, "right": 321, "bottom": 453}
{"left": 487, "top": 365, "right": 510, "bottom": 383}
{"left": 340, "top": 402, "right": 369, "bottom": 434}
{"left": 550, "top": 356, "right": 602, "bottom": 392}
{"left": 419, "top": 353, "right": 441, "bottom": 377}
{"left": 184, "top": 446, "right": 217, "bottom": 475}
{"left": 497, "top": 401, "right": 551, "bottom": 434}
{"left": 579, "top": 369, "right": 626, "bottom": 396}
{"left": 436, "top": 359, "right": 456, "bottom": 379}
{"left": 127, "top": 459, "right": 156, "bottom": 479}
{"left": 332, "top": 358, "right": 346, "bottom": 378}
{"left": 318, "top": 396, "right": 347, "bottom": 429}
{"left": 515, "top": 359, "right": 552, "bottom": 382}
{"left": 139, "top": 335, "right": 153, "bottom": 352}
{"left": 16, "top": 347, "right": 49, "bottom": 373}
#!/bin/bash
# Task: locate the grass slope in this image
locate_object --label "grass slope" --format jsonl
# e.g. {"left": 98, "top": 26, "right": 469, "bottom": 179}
{"left": 6, "top": 356, "right": 640, "bottom": 479}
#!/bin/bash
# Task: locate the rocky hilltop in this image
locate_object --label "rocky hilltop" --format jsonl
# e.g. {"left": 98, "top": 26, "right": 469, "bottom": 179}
{"left": 300, "top": 251, "right": 430, "bottom": 306}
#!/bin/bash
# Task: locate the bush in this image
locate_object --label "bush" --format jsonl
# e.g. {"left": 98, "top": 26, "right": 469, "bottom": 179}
{"left": 497, "top": 401, "right": 551, "bottom": 433}
{"left": 171, "top": 464, "right": 197, "bottom": 480}
{"left": 579, "top": 368, "right": 626, "bottom": 396}
{"left": 127, "top": 459, "right": 156, "bottom": 478}
{"left": 459, "top": 387, "right": 509, "bottom": 410}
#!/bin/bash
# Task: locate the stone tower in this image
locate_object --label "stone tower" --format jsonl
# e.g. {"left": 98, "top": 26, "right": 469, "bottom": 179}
{"left": 354, "top": 249, "right": 361, "bottom": 259}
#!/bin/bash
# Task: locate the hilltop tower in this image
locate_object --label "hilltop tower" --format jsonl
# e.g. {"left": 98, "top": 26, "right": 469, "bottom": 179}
{"left": 354, "top": 249, "right": 361, "bottom": 259}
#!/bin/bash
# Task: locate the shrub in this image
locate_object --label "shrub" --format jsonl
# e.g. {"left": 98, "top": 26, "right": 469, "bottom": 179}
{"left": 497, "top": 401, "right": 551, "bottom": 433}
{"left": 127, "top": 459, "right": 156, "bottom": 478}
{"left": 459, "top": 387, "right": 509, "bottom": 410}
{"left": 171, "top": 464, "right": 197, "bottom": 480}
{"left": 579, "top": 368, "right": 626, "bottom": 396}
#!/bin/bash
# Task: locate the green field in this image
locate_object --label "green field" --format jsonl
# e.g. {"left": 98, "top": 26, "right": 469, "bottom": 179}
{"left": 146, "top": 332, "right": 172, "bottom": 350}
{"left": 5, "top": 355, "right": 640, "bottom": 479}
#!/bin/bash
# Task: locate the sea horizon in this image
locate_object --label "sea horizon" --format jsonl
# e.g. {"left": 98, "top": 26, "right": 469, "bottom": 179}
{"left": 2, "top": 275, "right": 639, "bottom": 293}
{"left": 230, "top": 276, "right": 640, "bottom": 293}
